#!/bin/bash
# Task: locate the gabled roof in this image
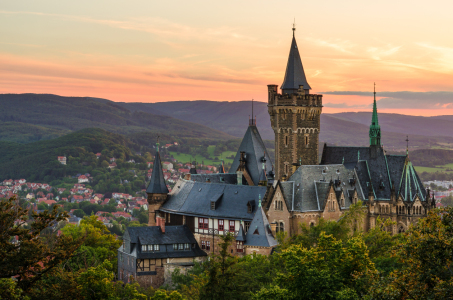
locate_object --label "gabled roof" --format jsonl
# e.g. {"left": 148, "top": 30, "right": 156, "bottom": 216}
{"left": 160, "top": 179, "right": 266, "bottom": 220}
{"left": 320, "top": 144, "right": 427, "bottom": 202}
{"left": 281, "top": 32, "right": 311, "bottom": 92}
{"left": 229, "top": 125, "right": 274, "bottom": 186}
{"left": 282, "top": 164, "right": 358, "bottom": 212}
{"left": 123, "top": 225, "right": 207, "bottom": 259}
{"left": 244, "top": 205, "right": 277, "bottom": 248}
{"left": 146, "top": 150, "right": 169, "bottom": 194}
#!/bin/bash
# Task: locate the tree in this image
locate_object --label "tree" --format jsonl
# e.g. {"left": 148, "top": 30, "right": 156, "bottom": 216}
{"left": 369, "top": 207, "right": 453, "bottom": 299}
{"left": 258, "top": 233, "right": 376, "bottom": 300}
{"left": 73, "top": 209, "right": 86, "bottom": 218}
{"left": 0, "top": 196, "right": 82, "bottom": 292}
{"left": 61, "top": 216, "right": 122, "bottom": 273}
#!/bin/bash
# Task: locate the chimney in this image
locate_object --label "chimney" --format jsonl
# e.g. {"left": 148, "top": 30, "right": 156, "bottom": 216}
{"left": 156, "top": 215, "right": 165, "bottom": 233}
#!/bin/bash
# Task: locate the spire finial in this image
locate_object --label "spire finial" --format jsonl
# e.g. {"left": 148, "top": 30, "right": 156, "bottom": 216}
{"left": 249, "top": 99, "right": 256, "bottom": 126}
{"left": 258, "top": 194, "right": 262, "bottom": 207}
{"left": 406, "top": 136, "right": 409, "bottom": 156}
{"left": 292, "top": 18, "right": 296, "bottom": 36}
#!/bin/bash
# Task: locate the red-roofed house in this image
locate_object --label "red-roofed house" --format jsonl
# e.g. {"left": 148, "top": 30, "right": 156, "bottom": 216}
{"left": 57, "top": 156, "right": 67, "bottom": 165}
{"left": 78, "top": 175, "right": 89, "bottom": 184}
{"left": 96, "top": 153, "right": 102, "bottom": 159}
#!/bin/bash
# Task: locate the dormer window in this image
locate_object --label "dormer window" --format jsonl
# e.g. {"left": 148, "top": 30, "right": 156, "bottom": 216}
{"left": 211, "top": 201, "right": 215, "bottom": 210}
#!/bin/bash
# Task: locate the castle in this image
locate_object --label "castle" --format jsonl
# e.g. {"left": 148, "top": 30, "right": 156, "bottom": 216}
{"left": 118, "top": 27, "right": 436, "bottom": 287}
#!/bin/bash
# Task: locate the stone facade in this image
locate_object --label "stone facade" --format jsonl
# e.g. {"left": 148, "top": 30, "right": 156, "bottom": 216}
{"left": 267, "top": 85, "right": 322, "bottom": 179}
{"left": 147, "top": 193, "right": 167, "bottom": 226}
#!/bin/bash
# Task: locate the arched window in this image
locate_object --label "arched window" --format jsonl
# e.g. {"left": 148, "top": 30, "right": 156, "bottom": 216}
{"left": 310, "top": 222, "right": 314, "bottom": 228}
{"left": 282, "top": 110, "right": 286, "bottom": 120}
{"left": 279, "top": 222, "right": 284, "bottom": 232}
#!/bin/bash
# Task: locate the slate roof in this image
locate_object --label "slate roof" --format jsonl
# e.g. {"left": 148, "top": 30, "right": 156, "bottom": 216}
{"left": 123, "top": 225, "right": 207, "bottom": 259}
{"left": 321, "top": 144, "right": 427, "bottom": 202}
{"left": 281, "top": 32, "right": 311, "bottom": 93}
{"left": 190, "top": 173, "right": 237, "bottom": 185}
{"left": 146, "top": 151, "right": 169, "bottom": 194}
{"left": 244, "top": 206, "right": 278, "bottom": 248}
{"left": 160, "top": 179, "right": 267, "bottom": 220}
{"left": 236, "top": 222, "right": 246, "bottom": 242}
{"left": 282, "top": 164, "right": 358, "bottom": 212}
{"left": 229, "top": 125, "right": 274, "bottom": 186}
{"left": 126, "top": 225, "right": 196, "bottom": 245}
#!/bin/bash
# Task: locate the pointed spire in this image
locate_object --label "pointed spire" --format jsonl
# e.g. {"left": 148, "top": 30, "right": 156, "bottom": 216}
{"left": 406, "top": 136, "right": 409, "bottom": 156}
{"left": 258, "top": 194, "right": 262, "bottom": 207}
{"left": 249, "top": 99, "right": 256, "bottom": 126}
{"left": 146, "top": 138, "right": 169, "bottom": 194}
{"left": 281, "top": 26, "right": 311, "bottom": 94}
{"left": 369, "top": 83, "right": 381, "bottom": 146}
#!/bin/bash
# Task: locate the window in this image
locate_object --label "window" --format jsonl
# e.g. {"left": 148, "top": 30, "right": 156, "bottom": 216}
{"left": 201, "top": 241, "right": 206, "bottom": 249}
{"left": 154, "top": 244, "right": 159, "bottom": 251}
{"left": 210, "top": 201, "right": 215, "bottom": 210}
{"left": 279, "top": 222, "right": 284, "bottom": 232}
{"left": 229, "top": 220, "right": 235, "bottom": 232}
{"left": 178, "top": 244, "right": 184, "bottom": 250}
{"left": 285, "top": 136, "right": 289, "bottom": 146}
{"left": 199, "top": 218, "right": 209, "bottom": 229}
{"left": 245, "top": 221, "right": 251, "bottom": 233}
{"left": 141, "top": 245, "right": 147, "bottom": 252}
{"left": 206, "top": 241, "right": 211, "bottom": 251}
{"left": 236, "top": 241, "right": 243, "bottom": 253}
{"left": 218, "top": 219, "right": 224, "bottom": 231}
{"left": 173, "top": 244, "right": 178, "bottom": 250}
{"left": 184, "top": 243, "right": 190, "bottom": 250}
{"left": 305, "top": 135, "right": 309, "bottom": 146}
{"left": 247, "top": 202, "right": 252, "bottom": 213}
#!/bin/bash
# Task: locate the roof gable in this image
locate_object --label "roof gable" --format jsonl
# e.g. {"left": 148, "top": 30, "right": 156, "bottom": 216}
{"left": 229, "top": 125, "right": 274, "bottom": 186}
{"left": 244, "top": 206, "right": 277, "bottom": 248}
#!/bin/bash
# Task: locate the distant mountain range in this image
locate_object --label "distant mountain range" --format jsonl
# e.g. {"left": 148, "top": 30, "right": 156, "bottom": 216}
{"left": 0, "top": 94, "right": 234, "bottom": 143}
{"left": 113, "top": 100, "right": 453, "bottom": 149}
{"left": 1, "top": 94, "right": 452, "bottom": 151}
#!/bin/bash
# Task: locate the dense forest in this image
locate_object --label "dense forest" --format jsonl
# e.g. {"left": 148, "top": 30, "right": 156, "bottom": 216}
{"left": 4, "top": 198, "right": 453, "bottom": 299}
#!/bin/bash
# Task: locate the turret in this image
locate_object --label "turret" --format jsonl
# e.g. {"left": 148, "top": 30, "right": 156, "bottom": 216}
{"left": 146, "top": 139, "right": 169, "bottom": 226}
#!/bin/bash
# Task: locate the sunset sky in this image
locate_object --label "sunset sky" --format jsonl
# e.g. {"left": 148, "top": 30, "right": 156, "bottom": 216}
{"left": 2, "top": 0, "right": 453, "bottom": 115}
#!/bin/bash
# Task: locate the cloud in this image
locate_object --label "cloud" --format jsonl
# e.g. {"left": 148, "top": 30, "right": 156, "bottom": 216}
{"left": 0, "top": 10, "right": 256, "bottom": 43}
{"left": 323, "top": 102, "right": 370, "bottom": 109}
{"left": 322, "top": 91, "right": 453, "bottom": 109}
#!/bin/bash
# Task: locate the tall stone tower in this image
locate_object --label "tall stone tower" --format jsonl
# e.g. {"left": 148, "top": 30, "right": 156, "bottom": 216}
{"left": 146, "top": 139, "right": 169, "bottom": 226}
{"left": 268, "top": 27, "right": 323, "bottom": 180}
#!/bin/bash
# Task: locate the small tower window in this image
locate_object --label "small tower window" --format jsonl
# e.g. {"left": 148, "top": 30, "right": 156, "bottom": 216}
{"left": 285, "top": 136, "right": 289, "bottom": 146}
{"left": 305, "top": 135, "right": 309, "bottom": 146}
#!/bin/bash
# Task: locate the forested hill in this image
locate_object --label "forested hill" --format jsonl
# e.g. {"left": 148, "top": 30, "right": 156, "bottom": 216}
{"left": 0, "top": 128, "right": 141, "bottom": 182}
{"left": 0, "top": 94, "right": 234, "bottom": 143}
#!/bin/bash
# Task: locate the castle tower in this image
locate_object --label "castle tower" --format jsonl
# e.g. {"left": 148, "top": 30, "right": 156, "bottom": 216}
{"left": 146, "top": 139, "right": 169, "bottom": 226}
{"left": 268, "top": 26, "right": 322, "bottom": 180}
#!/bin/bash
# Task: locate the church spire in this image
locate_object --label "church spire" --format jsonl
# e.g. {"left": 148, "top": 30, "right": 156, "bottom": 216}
{"left": 146, "top": 138, "right": 169, "bottom": 194}
{"left": 369, "top": 83, "right": 381, "bottom": 147}
{"left": 281, "top": 25, "right": 311, "bottom": 94}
